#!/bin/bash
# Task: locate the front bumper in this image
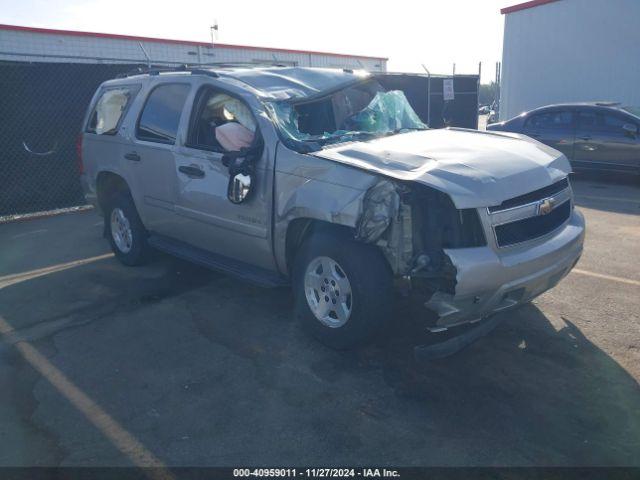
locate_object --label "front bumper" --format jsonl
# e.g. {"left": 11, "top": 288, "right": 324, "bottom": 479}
{"left": 423, "top": 209, "right": 585, "bottom": 328}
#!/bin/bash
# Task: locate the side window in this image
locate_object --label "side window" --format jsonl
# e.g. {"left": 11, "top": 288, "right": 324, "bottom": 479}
{"left": 525, "top": 111, "right": 572, "bottom": 130}
{"left": 602, "top": 113, "right": 637, "bottom": 133}
{"left": 577, "top": 110, "right": 599, "bottom": 131}
{"left": 578, "top": 110, "right": 639, "bottom": 134}
{"left": 86, "top": 86, "right": 138, "bottom": 135}
{"left": 136, "top": 84, "right": 190, "bottom": 144}
{"left": 187, "top": 88, "right": 257, "bottom": 152}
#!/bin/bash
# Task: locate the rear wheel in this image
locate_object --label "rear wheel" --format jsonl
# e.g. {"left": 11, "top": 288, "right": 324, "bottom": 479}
{"left": 292, "top": 230, "right": 394, "bottom": 349}
{"left": 104, "top": 191, "right": 150, "bottom": 266}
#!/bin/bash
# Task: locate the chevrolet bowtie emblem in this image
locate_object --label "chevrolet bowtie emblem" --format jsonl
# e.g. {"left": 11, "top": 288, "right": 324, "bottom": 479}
{"left": 538, "top": 198, "right": 555, "bottom": 216}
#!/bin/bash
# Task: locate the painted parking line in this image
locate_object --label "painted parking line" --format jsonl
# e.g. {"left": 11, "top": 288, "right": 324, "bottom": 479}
{"left": 572, "top": 268, "right": 640, "bottom": 287}
{"left": 0, "top": 253, "right": 113, "bottom": 289}
{"left": 0, "top": 317, "right": 173, "bottom": 479}
{"left": 11, "top": 229, "right": 48, "bottom": 239}
{"left": 0, "top": 252, "right": 171, "bottom": 477}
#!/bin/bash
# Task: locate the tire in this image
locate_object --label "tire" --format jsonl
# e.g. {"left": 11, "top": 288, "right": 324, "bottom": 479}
{"left": 104, "top": 190, "right": 150, "bottom": 266}
{"left": 292, "top": 230, "right": 394, "bottom": 349}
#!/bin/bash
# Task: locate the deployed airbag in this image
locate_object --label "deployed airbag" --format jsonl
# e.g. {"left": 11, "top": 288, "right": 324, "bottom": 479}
{"left": 215, "top": 122, "right": 255, "bottom": 151}
{"left": 206, "top": 94, "right": 257, "bottom": 132}
{"left": 95, "top": 89, "right": 129, "bottom": 134}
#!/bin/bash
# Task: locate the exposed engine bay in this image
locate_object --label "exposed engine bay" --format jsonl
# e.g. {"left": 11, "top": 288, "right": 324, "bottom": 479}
{"left": 356, "top": 179, "right": 486, "bottom": 301}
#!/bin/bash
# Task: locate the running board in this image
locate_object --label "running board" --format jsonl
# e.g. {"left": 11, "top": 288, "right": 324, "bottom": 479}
{"left": 147, "top": 234, "right": 288, "bottom": 288}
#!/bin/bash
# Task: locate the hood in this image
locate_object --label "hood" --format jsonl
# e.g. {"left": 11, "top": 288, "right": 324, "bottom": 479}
{"left": 312, "top": 128, "right": 571, "bottom": 209}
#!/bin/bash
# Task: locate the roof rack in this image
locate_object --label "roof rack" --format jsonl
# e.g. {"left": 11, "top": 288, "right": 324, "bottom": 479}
{"left": 116, "top": 64, "right": 219, "bottom": 79}
{"left": 115, "top": 61, "right": 295, "bottom": 79}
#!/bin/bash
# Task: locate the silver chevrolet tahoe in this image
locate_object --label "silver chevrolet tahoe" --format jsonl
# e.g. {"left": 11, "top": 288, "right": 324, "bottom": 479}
{"left": 80, "top": 66, "right": 585, "bottom": 349}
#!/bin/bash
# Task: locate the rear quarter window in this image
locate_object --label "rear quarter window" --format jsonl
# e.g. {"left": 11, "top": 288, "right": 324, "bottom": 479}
{"left": 602, "top": 112, "right": 636, "bottom": 131}
{"left": 86, "top": 86, "right": 139, "bottom": 135}
{"left": 577, "top": 110, "right": 638, "bottom": 133}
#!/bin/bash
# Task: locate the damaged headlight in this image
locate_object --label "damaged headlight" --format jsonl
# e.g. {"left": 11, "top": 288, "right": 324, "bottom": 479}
{"left": 355, "top": 180, "right": 400, "bottom": 243}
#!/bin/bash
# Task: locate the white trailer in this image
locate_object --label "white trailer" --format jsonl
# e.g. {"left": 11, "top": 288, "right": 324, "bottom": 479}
{"left": 500, "top": 0, "right": 640, "bottom": 120}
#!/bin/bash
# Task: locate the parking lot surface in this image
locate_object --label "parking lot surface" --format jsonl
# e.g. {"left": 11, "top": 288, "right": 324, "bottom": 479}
{"left": 0, "top": 173, "right": 639, "bottom": 467}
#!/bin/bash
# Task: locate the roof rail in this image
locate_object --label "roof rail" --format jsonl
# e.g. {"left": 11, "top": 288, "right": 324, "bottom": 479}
{"left": 198, "top": 61, "right": 289, "bottom": 68}
{"left": 116, "top": 64, "right": 219, "bottom": 79}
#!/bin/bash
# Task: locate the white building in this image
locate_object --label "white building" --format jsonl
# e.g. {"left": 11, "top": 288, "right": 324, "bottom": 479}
{"left": 499, "top": 0, "right": 640, "bottom": 120}
{"left": 0, "top": 24, "right": 387, "bottom": 72}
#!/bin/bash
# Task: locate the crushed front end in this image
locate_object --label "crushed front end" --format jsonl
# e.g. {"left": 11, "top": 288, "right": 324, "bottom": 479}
{"left": 357, "top": 177, "right": 585, "bottom": 331}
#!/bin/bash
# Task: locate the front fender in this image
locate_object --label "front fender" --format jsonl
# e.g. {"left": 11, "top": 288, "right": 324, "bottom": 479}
{"left": 272, "top": 145, "right": 382, "bottom": 274}
{"left": 274, "top": 172, "right": 369, "bottom": 274}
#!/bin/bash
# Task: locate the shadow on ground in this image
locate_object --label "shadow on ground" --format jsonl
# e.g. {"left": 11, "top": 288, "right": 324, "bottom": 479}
{"left": 1, "top": 252, "right": 639, "bottom": 466}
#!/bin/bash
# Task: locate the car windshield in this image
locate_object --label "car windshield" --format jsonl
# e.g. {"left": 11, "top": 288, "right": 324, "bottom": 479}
{"left": 622, "top": 106, "right": 640, "bottom": 118}
{"left": 266, "top": 79, "right": 427, "bottom": 152}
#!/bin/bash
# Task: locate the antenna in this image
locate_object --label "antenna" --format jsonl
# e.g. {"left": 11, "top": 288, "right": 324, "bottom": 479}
{"left": 138, "top": 42, "right": 151, "bottom": 68}
{"left": 210, "top": 19, "right": 219, "bottom": 44}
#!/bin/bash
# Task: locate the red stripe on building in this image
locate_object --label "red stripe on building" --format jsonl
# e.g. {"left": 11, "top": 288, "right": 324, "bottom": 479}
{"left": 501, "top": 0, "right": 562, "bottom": 14}
{"left": 0, "top": 23, "right": 388, "bottom": 61}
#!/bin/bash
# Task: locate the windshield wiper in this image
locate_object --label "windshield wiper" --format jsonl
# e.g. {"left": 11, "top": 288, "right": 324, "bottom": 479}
{"left": 388, "top": 126, "right": 428, "bottom": 135}
{"left": 318, "top": 131, "right": 379, "bottom": 146}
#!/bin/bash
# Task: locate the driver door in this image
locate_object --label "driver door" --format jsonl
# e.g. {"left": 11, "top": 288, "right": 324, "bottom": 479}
{"left": 574, "top": 108, "right": 640, "bottom": 171}
{"left": 172, "top": 85, "right": 275, "bottom": 270}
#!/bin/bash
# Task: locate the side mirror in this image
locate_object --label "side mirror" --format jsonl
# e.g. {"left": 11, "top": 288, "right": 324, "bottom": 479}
{"left": 622, "top": 123, "right": 638, "bottom": 137}
{"left": 222, "top": 131, "right": 263, "bottom": 204}
{"left": 227, "top": 172, "right": 252, "bottom": 204}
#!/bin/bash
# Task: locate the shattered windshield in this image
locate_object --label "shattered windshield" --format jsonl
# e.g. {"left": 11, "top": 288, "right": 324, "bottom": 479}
{"left": 266, "top": 79, "right": 427, "bottom": 151}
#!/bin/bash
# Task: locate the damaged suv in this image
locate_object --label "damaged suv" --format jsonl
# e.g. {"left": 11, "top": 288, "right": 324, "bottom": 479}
{"left": 80, "top": 66, "right": 585, "bottom": 349}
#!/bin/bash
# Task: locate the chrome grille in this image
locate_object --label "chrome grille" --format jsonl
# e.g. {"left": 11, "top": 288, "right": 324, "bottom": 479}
{"left": 487, "top": 178, "right": 572, "bottom": 248}
{"left": 488, "top": 178, "right": 569, "bottom": 213}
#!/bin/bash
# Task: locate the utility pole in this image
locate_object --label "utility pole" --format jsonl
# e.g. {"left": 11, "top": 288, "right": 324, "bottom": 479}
{"left": 210, "top": 24, "right": 218, "bottom": 45}
{"left": 421, "top": 64, "right": 432, "bottom": 127}
{"left": 477, "top": 62, "right": 482, "bottom": 119}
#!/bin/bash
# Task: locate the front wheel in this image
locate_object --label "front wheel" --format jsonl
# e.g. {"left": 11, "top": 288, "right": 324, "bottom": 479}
{"left": 292, "top": 231, "right": 394, "bottom": 349}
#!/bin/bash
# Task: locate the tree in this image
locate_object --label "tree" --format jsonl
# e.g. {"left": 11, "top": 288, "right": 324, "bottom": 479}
{"left": 479, "top": 81, "right": 500, "bottom": 106}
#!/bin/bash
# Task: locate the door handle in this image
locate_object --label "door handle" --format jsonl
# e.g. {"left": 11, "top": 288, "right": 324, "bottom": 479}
{"left": 124, "top": 152, "right": 141, "bottom": 161}
{"left": 178, "top": 165, "right": 205, "bottom": 178}
{"left": 579, "top": 135, "right": 592, "bottom": 141}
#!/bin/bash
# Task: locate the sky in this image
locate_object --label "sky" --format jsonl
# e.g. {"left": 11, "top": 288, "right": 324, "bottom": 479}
{"left": 0, "top": 0, "right": 513, "bottom": 83}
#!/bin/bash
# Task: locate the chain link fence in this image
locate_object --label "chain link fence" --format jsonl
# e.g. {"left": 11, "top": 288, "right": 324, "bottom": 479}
{"left": 0, "top": 56, "right": 479, "bottom": 218}
{"left": 0, "top": 58, "right": 181, "bottom": 217}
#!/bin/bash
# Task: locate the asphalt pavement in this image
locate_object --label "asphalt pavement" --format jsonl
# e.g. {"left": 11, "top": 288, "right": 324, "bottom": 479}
{"left": 0, "top": 172, "right": 638, "bottom": 467}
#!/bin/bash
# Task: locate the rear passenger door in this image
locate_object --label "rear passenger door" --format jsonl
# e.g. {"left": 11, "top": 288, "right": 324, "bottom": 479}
{"left": 128, "top": 82, "right": 191, "bottom": 234}
{"left": 522, "top": 109, "right": 576, "bottom": 159}
{"left": 574, "top": 108, "right": 640, "bottom": 172}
